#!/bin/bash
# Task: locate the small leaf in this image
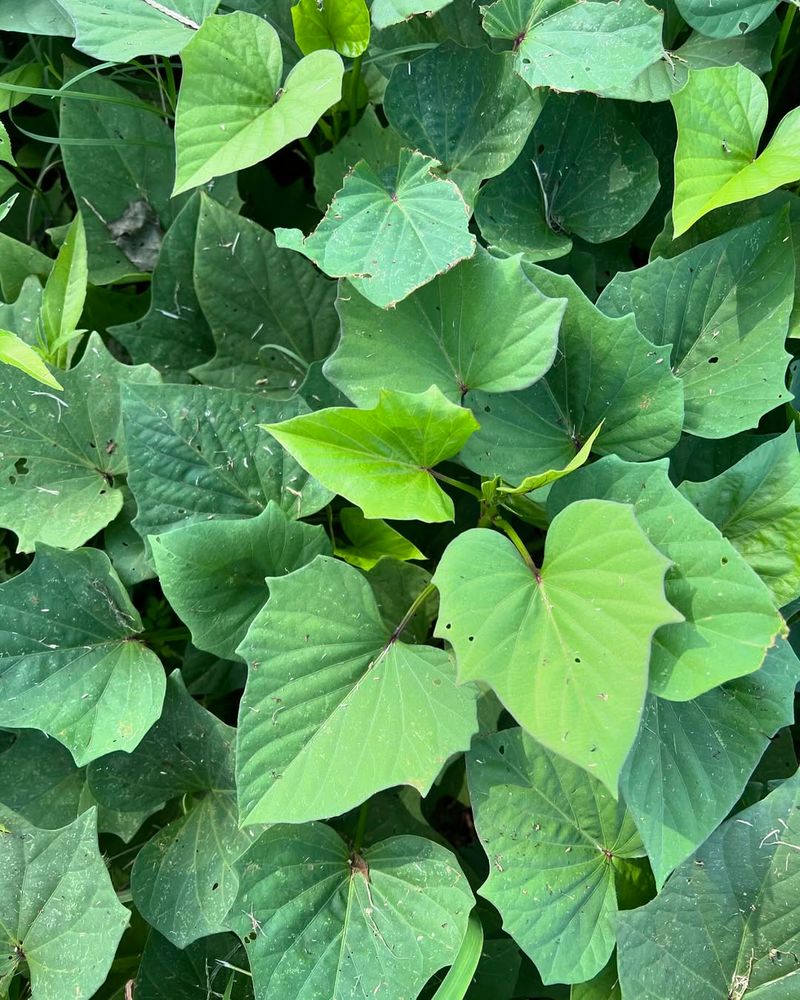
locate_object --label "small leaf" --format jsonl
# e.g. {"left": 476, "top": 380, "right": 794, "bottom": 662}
{"left": 262, "top": 386, "right": 479, "bottom": 522}
{"left": 497, "top": 422, "right": 602, "bottom": 496}
{"left": 335, "top": 506, "right": 425, "bottom": 570}
{"left": 40, "top": 212, "right": 87, "bottom": 362}
{"left": 291, "top": 0, "right": 370, "bottom": 57}
{"left": 0, "top": 120, "right": 15, "bottom": 165}
{"left": 0, "top": 330, "right": 61, "bottom": 389}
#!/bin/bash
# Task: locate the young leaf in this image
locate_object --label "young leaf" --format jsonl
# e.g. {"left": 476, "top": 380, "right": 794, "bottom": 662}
{"left": 334, "top": 506, "right": 424, "bottom": 570}
{"left": 262, "top": 386, "right": 479, "bottom": 522}
{"left": 679, "top": 428, "right": 800, "bottom": 606}
{"left": 598, "top": 212, "right": 794, "bottom": 438}
{"left": 0, "top": 545, "right": 165, "bottom": 765}
{"left": 275, "top": 148, "right": 476, "bottom": 309}
{"left": 0, "top": 334, "right": 160, "bottom": 552}
{"left": 151, "top": 501, "right": 330, "bottom": 660}
{"left": 291, "top": 0, "right": 370, "bottom": 57}
{"left": 617, "top": 771, "right": 800, "bottom": 1000}
{"left": 229, "top": 824, "right": 474, "bottom": 999}
{"left": 0, "top": 808, "right": 129, "bottom": 1000}
{"left": 467, "top": 729, "right": 648, "bottom": 984}
{"left": 433, "top": 500, "right": 682, "bottom": 792}
{"left": 0, "top": 120, "right": 14, "bottom": 166}
{"left": 671, "top": 65, "right": 800, "bottom": 236}
{"left": 325, "top": 248, "right": 565, "bottom": 406}
{"left": 174, "top": 12, "right": 344, "bottom": 194}
{"left": 122, "top": 383, "right": 332, "bottom": 540}
{"left": 236, "top": 555, "right": 478, "bottom": 823}
{"left": 0, "top": 330, "right": 62, "bottom": 389}
{"left": 496, "top": 423, "right": 602, "bottom": 496}
{"left": 40, "top": 212, "right": 87, "bottom": 365}
{"left": 621, "top": 637, "right": 800, "bottom": 888}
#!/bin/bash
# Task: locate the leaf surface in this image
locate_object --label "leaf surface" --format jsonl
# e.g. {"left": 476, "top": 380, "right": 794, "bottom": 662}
{"left": 291, "top": 0, "right": 370, "bottom": 56}
{"left": 335, "top": 506, "right": 424, "bottom": 569}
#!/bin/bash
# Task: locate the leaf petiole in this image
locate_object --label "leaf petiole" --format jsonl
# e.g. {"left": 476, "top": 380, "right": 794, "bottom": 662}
{"left": 391, "top": 582, "right": 437, "bottom": 642}
{"left": 494, "top": 517, "right": 539, "bottom": 576}
{"left": 429, "top": 469, "right": 483, "bottom": 500}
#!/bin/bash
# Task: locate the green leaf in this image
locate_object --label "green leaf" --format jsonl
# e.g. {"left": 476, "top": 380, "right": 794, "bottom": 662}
{"left": 0, "top": 121, "right": 15, "bottom": 166}
{"left": 571, "top": 959, "right": 620, "bottom": 1000}
{"left": 292, "top": 0, "right": 370, "bottom": 56}
{"left": 432, "top": 914, "right": 484, "bottom": 1000}
{"left": 151, "top": 501, "right": 331, "bottom": 659}
{"left": 679, "top": 429, "right": 800, "bottom": 606}
{"left": 476, "top": 94, "right": 660, "bottom": 255}
{"left": 190, "top": 196, "right": 339, "bottom": 395}
{"left": 367, "top": 557, "right": 439, "bottom": 643}
{"left": 174, "top": 12, "right": 344, "bottom": 195}
{"left": 229, "top": 824, "right": 474, "bottom": 998}
{"left": 383, "top": 43, "right": 541, "bottom": 204}
{"left": 40, "top": 213, "right": 87, "bottom": 362}
{"left": 598, "top": 212, "right": 794, "bottom": 438}
{"left": 325, "top": 247, "right": 564, "bottom": 405}
{"left": 617, "top": 771, "right": 800, "bottom": 1000}
{"left": 548, "top": 456, "right": 785, "bottom": 700}
{"left": 459, "top": 268, "right": 684, "bottom": 484}
{"left": 122, "top": 383, "right": 332, "bottom": 540}
{"left": 0, "top": 330, "right": 61, "bottom": 389}
{"left": 236, "top": 555, "right": 478, "bottom": 823}
{"left": 335, "top": 506, "right": 425, "bottom": 570}
{"left": 0, "top": 334, "right": 160, "bottom": 552}
{"left": 482, "top": 0, "right": 665, "bottom": 99}
{"left": 0, "top": 730, "right": 85, "bottom": 829}
{"left": 275, "top": 148, "right": 476, "bottom": 309}
{"left": 671, "top": 65, "right": 800, "bottom": 236}
{"left": 467, "top": 728, "right": 648, "bottom": 984}
{"left": 0, "top": 0, "right": 73, "bottom": 34}
{"left": 0, "top": 809, "right": 129, "bottom": 1000}
{"left": 371, "top": 0, "right": 454, "bottom": 29}
{"left": 433, "top": 499, "right": 681, "bottom": 792}
{"left": 496, "top": 422, "right": 602, "bottom": 496}
{"left": 620, "top": 637, "right": 800, "bottom": 888}
{"left": 0, "top": 545, "right": 165, "bottom": 766}
{"left": 0, "top": 231, "right": 52, "bottom": 301}
{"left": 262, "top": 386, "right": 479, "bottom": 522}
{"left": 136, "top": 931, "right": 254, "bottom": 1000}
{"left": 674, "top": 0, "right": 778, "bottom": 39}
{"left": 57, "top": 0, "right": 219, "bottom": 60}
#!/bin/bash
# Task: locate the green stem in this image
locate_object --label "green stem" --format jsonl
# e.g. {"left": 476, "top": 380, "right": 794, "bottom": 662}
{"left": 348, "top": 54, "right": 363, "bottom": 127}
{"left": 766, "top": 3, "right": 797, "bottom": 94}
{"left": 299, "top": 136, "right": 317, "bottom": 162}
{"left": 140, "top": 626, "right": 191, "bottom": 644}
{"left": 494, "top": 517, "right": 539, "bottom": 575}
{"left": 161, "top": 56, "right": 178, "bottom": 110}
{"left": 429, "top": 469, "right": 483, "bottom": 500}
{"left": 362, "top": 43, "right": 438, "bottom": 65}
{"left": 392, "top": 582, "right": 437, "bottom": 641}
{"left": 353, "top": 801, "right": 370, "bottom": 852}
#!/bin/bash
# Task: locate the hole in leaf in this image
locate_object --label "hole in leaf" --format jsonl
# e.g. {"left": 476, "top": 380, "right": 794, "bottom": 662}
{"left": 708, "top": 356, "right": 719, "bottom": 364}
{"left": 211, "top": 882, "right": 219, "bottom": 890}
{"left": 468, "top": 635, "right": 475, "bottom": 642}
{"left": 574, "top": 656, "right": 581, "bottom": 663}
{"left": 721, "top": 556, "right": 728, "bottom": 566}
{"left": 498, "top": 745, "right": 505, "bottom": 755}
{"left": 537, "top": 144, "right": 545, "bottom": 154}
{"left": 738, "top": 20, "right": 748, "bottom": 30}
{"left": 14, "top": 458, "right": 28, "bottom": 476}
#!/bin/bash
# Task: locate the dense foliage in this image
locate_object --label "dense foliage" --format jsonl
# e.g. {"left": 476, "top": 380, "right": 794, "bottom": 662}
{"left": 0, "top": 1, "right": 799, "bottom": 998}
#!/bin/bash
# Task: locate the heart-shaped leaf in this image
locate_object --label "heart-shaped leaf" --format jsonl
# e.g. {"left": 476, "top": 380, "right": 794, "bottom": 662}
{"left": 291, "top": 0, "right": 370, "bottom": 56}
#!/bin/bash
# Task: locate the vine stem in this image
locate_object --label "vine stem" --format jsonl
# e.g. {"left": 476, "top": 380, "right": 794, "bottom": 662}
{"left": 766, "top": 4, "right": 796, "bottom": 95}
{"left": 353, "top": 801, "right": 370, "bottom": 852}
{"left": 348, "top": 54, "right": 363, "bottom": 127}
{"left": 391, "top": 582, "right": 437, "bottom": 641}
{"left": 494, "top": 517, "right": 539, "bottom": 576}
{"left": 428, "top": 469, "right": 483, "bottom": 500}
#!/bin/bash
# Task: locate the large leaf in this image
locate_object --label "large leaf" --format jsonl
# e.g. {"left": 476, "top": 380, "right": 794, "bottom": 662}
{"left": 57, "top": 0, "right": 218, "bottom": 60}
{"left": 476, "top": 94, "right": 659, "bottom": 257}
{"left": 459, "top": 267, "right": 684, "bottom": 483}
{"left": 236, "top": 555, "right": 478, "bottom": 823}
{"left": 0, "top": 0, "right": 73, "bottom": 34}
{"left": 262, "top": 386, "right": 479, "bottom": 522}
{"left": 291, "top": 0, "right": 371, "bottom": 56}
{"left": 190, "top": 196, "right": 339, "bottom": 395}
{"left": 151, "top": 501, "right": 330, "bottom": 660}
{"left": 174, "top": 12, "right": 343, "bottom": 194}
{"left": 433, "top": 499, "right": 681, "bottom": 792}
{"left": 229, "top": 824, "right": 474, "bottom": 999}
{"left": 0, "top": 545, "right": 165, "bottom": 765}
{"left": 383, "top": 43, "right": 541, "bottom": 204}
{"left": 671, "top": 65, "right": 800, "bottom": 236}
{"left": 0, "top": 334, "right": 160, "bottom": 552}
{"left": 122, "top": 383, "right": 332, "bottom": 540}
{"left": 598, "top": 212, "right": 794, "bottom": 438}
{"left": 548, "top": 457, "right": 785, "bottom": 700}
{"left": 617, "top": 771, "right": 800, "bottom": 1000}
{"left": 0, "top": 809, "right": 128, "bottom": 1000}
{"left": 325, "top": 247, "right": 565, "bottom": 405}
{"left": 679, "top": 428, "right": 800, "bottom": 606}
{"left": 482, "top": 0, "right": 665, "bottom": 99}
{"left": 620, "top": 638, "right": 800, "bottom": 888}
{"left": 467, "top": 729, "right": 648, "bottom": 984}
{"left": 674, "top": 0, "right": 778, "bottom": 41}
{"left": 276, "top": 148, "right": 476, "bottom": 309}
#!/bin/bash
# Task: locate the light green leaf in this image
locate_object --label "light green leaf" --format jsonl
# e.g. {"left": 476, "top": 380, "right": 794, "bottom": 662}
{"left": 571, "top": 959, "right": 621, "bottom": 1000}
{"left": 230, "top": 824, "right": 474, "bottom": 998}
{"left": 467, "top": 728, "right": 647, "bottom": 984}
{"left": 236, "top": 555, "right": 478, "bottom": 823}
{"left": 0, "top": 545, "right": 165, "bottom": 765}
{"left": 459, "top": 267, "right": 684, "bottom": 484}
{"left": 497, "top": 423, "right": 602, "bottom": 495}
{"left": 482, "top": 0, "right": 665, "bottom": 99}
{"left": 335, "top": 506, "right": 424, "bottom": 570}
{"left": 620, "top": 637, "right": 800, "bottom": 889}
{"left": 151, "top": 501, "right": 330, "bottom": 660}
{"left": 383, "top": 43, "right": 541, "bottom": 204}
{"left": 174, "top": 12, "right": 344, "bottom": 194}
{"left": 679, "top": 429, "right": 800, "bottom": 606}
{"left": 0, "top": 276, "right": 42, "bottom": 347}
{"left": 262, "top": 386, "right": 479, "bottom": 522}
{"left": 325, "top": 248, "right": 564, "bottom": 405}
{"left": 548, "top": 457, "right": 785, "bottom": 700}
{"left": 292, "top": 0, "right": 370, "bottom": 56}
{"left": 598, "top": 212, "right": 793, "bottom": 438}
{"left": 433, "top": 500, "right": 681, "bottom": 792}
{"left": 57, "top": 0, "right": 218, "bottom": 60}
{"left": 122, "top": 383, "right": 332, "bottom": 540}
{"left": 0, "top": 121, "right": 14, "bottom": 166}
{"left": 371, "top": 0, "right": 454, "bottom": 29}
{"left": 40, "top": 213, "right": 87, "bottom": 362}
{"left": 617, "top": 771, "right": 800, "bottom": 1000}
{"left": 0, "top": 63, "right": 45, "bottom": 113}
{"left": 190, "top": 196, "right": 339, "bottom": 395}
{"left": 0, "top": 331, "right": 61, "bottom": 389}
{"left": 0, "top": 0, "right": 73, "bottom": 34}
{"left": 674, "top": 0, "right": 778, "bottom": 39}
{"left": 136, "top": 932, "right": 253, "bottom": 1000}
{"left": 432, "top": 915, "right": 484, "bottom": 1000}
{"left": 276, "top": 148, "right": 476, "bottom": 309}
{"left": 671, "top": 65, "right": 800, "bottom": 236}
{"left": 476, "top": 94, "right": 659, "bottom": 255}
{"left": 0, "top": 334, "right": 160, "bottom": 552}
{"left": 0, "top": 809, "right": 128, "bottom": 1000}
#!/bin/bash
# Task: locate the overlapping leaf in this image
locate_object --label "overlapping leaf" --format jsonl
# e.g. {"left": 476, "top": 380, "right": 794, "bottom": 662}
{"left": 674, "top": 0, "right": 779, "bottom": 43}
{"left": 334, "top": 506, "right": 424, "bottom": 569}
{"left": 291, "top": 0, "right": 370, "bottom": 56}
